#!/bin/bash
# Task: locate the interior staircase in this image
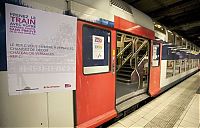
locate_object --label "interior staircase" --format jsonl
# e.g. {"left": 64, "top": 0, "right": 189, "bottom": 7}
{"left": 116, "top": 37, "right": 148, "bottom": 84}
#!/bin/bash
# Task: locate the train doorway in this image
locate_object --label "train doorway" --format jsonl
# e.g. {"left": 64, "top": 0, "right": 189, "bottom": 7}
{"left": 116, "top": 32, "right": 150, "bottom": 112}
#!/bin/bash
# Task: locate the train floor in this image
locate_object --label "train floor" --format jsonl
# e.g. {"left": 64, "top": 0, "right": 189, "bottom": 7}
{"left": 109, "top": 72, "right": 200, "bottom": 128}
{"left": 116, "top": 82, "right": 138, "bottom": 99}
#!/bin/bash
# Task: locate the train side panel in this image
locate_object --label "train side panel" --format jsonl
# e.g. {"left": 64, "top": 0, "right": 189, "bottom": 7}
{"left": 76, "top": 21, "right": 117, "bottom": 128}
{"left": 160, "top": 60, "right": 198, "bottom": 89}
{"left": 149, "top": 42, "right": 162, "bottom": 96}
{"left": 159, "top": 45, "right": 199, "bottom": 91}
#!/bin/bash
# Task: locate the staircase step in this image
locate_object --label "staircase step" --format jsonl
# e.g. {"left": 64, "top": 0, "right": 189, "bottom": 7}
{"left": 121, "top": 66, "right": 133, "bottom": 70}
{"left": 117, "top": 73, "right": 131, "bottom": 78}
{"left": 117, "top": 77, "right": 131, "bottom": 83}
{"left": 124, "top": 63, "right": 130, "bottom": 67}
{"left": 118, "top": 70, "right": 133, "bottom": 73}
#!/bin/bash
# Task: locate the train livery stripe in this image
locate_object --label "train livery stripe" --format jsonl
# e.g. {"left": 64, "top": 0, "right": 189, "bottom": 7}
{"left": 114, "top": 16, "right": 155, "bottom": 40}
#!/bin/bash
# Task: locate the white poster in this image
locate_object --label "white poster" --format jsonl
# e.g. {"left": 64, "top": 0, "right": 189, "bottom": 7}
{"left": 5, "top": 3, "right": 77, "bottom": 95}
{"left": 152, "top": 45, "right": 159, "bottom": 66}
{"left": 92, "top": 35, "right": 104, "bottom": 60}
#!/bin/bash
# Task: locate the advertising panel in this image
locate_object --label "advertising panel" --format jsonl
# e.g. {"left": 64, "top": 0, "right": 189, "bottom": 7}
{"left": 6, "top": 3, "right": 77, "bottom": 95}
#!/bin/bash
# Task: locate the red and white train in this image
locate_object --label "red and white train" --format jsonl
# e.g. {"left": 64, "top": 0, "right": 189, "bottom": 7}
{"left": 0, "top": 0, "right": 199, "bottom": 128}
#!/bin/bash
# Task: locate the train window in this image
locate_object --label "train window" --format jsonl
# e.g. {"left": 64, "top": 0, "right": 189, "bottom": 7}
{"left": 182, "top": 39, "right": 186, "bottom": 48}
{"left": 167, "top": 30, "right": 174, "bottom": 44}
{"left": 199, "top": 59, "right": 200, "bottom": 67}
{"left": 175, "top": 60, "right": 181, "bottom": 75}
{"left": 189, "top": 59, "right": 193, "bottom": 69}
{"left": 187, "top": 43, "right": 191, "bottom": 50}
{"left": 195, "top": 59, "right": 197, "bottom": 68}
{"left": 195, "top": 59, "right": 199, "bottom": 68}
{"left": 193, "top": 59, "right": 195, "bottom": 68}
{"left": 181, "top": 60, "right": 185, "bottom": 73}
{"left": 175, "top": 35, "right": 181, "bottom": 46}
{"left": 152, "top": 42, "right": 160, "bottom": 67}
{"left": 186, "top": 59, "right": 190, "bottom": 71}
{"left": 82, "top": 25, "right": 111, "bottom": 75}
{"left": 166, "top": 60, "right": 174, "bottom": 78}
{"left": 197, "top": 59, "right": 199, "bottom": 67}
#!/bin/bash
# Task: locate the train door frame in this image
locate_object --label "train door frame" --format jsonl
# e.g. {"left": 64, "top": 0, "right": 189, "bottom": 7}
{"left": 113, "top": 16, "right": 155, "bottom": 113}
{"left": 116, "top": 32, "right": 151, "bottom": 92}
{"left": 148, "top": 40, "right": 162, "bottom": 96}
{"left": 115, "top": 31, "right": 151, "bottom": 112}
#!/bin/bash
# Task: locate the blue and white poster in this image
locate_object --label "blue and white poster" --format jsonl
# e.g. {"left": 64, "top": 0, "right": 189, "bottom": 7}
{"left": 5, "top": 3, "right": 77, "bottom": 95}
{"left": 92, "top": 35, "right": 104, "bottom": 60}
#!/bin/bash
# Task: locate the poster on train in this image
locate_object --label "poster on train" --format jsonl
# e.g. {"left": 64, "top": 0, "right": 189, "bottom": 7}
{"left": 5, "top": 3, "right": 77, "bottom": 95}
{"left": 92, "top": 35, "right": 104, "bottom": 60}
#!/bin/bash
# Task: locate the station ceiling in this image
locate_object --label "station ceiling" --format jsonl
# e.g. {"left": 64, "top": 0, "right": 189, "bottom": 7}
{"left": 123, "top": 0, "right": 200, "bottom": 47}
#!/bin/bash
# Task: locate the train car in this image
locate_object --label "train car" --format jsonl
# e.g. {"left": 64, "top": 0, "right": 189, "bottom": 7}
{"left": 154, "top": 22, "right": 200, "bottom": 93}
{"left": 0, "top": 0, "right": 199, "bottom": 128}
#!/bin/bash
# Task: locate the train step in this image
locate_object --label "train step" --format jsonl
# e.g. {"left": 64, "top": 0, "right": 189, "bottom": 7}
{"left": 116, "top": 93, "right": 149, "bottom": 113}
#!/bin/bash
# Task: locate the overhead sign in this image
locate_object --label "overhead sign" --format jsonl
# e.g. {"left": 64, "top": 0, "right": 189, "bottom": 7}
{"left": 5, "top": 3, "right": 77, "bottom": 95}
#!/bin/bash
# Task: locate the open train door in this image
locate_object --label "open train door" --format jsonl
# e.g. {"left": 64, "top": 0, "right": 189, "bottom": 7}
{"left": 75, "top": 21, "right": 117, "bottom": 127}
{"left": 114, "top": 16, "right": 155, "bottom": 112}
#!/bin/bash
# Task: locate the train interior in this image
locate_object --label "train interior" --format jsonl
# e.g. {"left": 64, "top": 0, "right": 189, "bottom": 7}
{"left": 116, "top": 32, "right": 150, "bottom": 112}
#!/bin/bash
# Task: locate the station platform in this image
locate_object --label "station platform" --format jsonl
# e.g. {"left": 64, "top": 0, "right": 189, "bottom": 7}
{"left": 109, "top": 72, "right": 200, "bottom": 128}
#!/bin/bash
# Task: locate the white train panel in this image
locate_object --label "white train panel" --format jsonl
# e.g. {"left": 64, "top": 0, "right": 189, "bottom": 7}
{"left": 70, "top": 0, "right": 154, "bottom": 30}
{"left": 155, "top": 30, "right": 167, "bottom": 41}
{"left": 23, "top": 0, "right": 67, "bottom": 14}
{"left": 160, "top": 60, "right": 198, "bottom": 89}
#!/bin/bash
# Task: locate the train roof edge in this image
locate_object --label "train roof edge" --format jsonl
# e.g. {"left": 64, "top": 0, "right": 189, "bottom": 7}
{"left": 69, "top": 0, "right": 154, "bottom": 31}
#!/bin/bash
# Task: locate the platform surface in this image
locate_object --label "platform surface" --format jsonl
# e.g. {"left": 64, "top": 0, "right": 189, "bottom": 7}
{"left": 109, "top": 72, "right": 200, "bottom": 128}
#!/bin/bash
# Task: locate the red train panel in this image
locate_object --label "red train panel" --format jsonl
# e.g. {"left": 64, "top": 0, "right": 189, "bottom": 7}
{"left": 114, "top": 16, "right": 155, "bottom": 40}
{"left": 149, "top": 42, "right": 162, "bottom": 96}
{"left": 76, "top": 21, "right": 117, "bottom": 128}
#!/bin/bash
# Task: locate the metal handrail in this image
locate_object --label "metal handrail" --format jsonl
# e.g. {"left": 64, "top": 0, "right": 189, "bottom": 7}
{"left": 116, "top": 37, "right": 136, "bottom": 71}
{"left": 138, "top": 52, "right": 148, "bottom": 65}
{"left": 117, "top": 52, "right": 133, "bottom": 72}
{"left": 117, "top": 41, "right": 133, "bottom": 58}
{"left": 130, "top": 53, "right": 147, "bottom": 76}
{"left": 130, "top": 40, "right": 148, "bottom": 69}
{"left": 130, "top": 52, "right": 148, "bottom": 89}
